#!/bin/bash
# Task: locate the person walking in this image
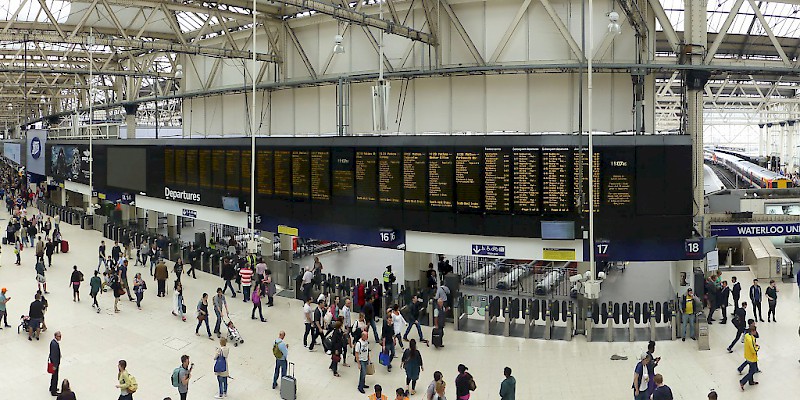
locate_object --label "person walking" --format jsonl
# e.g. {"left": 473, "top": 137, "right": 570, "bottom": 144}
{"left": 213, "top": 288, "right": 228, "bottom": 338}
{"left": 425, "top": 371, "right": 443, "bottom": 400}
{"left": 35, "top": 258, "right": 48, "bottom": 294}
{"left": 0, "top": 287, "right": 11, "bottom": 328}
{"left": 221, "top": 258, "right": 236, "bottom": 298}
{"left": 69, "top": 266, "right": 83, "bottom": 302}
{"left": 45, "top": 238, "right": 54, "bottom": 268}
{"left": 499, "top": 367, "right": 515, "bottom": 400}
{"left": 196, "top": 293, "right": 213, "bottom": 339}
{"left": 119, "top": 260, "right": 134, "bottom": 302}
{"left": 115, "top": 360, "right": 134, "bottom": 400}
{"left": 454, "top": 364, "right": 475, "bottom": 400}
{"left": 731, "top": 276, "right": 741, "bottom": 311}
{"left": 35, "top": 235, "right": 44, "bottom": 264}
{"left": 173, "top": 281, "right": 186, "bottom": 322}
{"left": 176, "top": 355, "right": 193, "bottom": 400}
{"left": 239, "top": 263, "right": 253, "bottom": 303}
{"left": 139, "top": 241, "right": 149, "bottom": 269}
{"left": 303, "top": 298, "right": 314, "bottom": 348}
{"left": 381, "top": 314, "right": 397, "bottom": 372}
{"left": 330, "top": 321, "right": 345, "bottom": 377}
{"left": 48, "top": 331, "right": 62, "bottom": 396}
{"left": 727, "top": 302, "right": 748, "bottom": 352}
{"left": 89, "top": 270, "right": 102, "bottom": 313}
{"left": 718, "top": 281, "right": 730, "bottom": 324}
{"left": 301, "top": 266, "right": 314, "bottom": 301}
{"left": 355, "top": 331, "right": 371, "bottom": 394}
{"left": 364, "top": 297, "right": 380, "bottom": 343}
{"left": 272, "top": 331, "right": 289, "bottom": 390}
{"left": 133, "top": 273, "right": 146, "bottom": 310}
{"left": 434, "top": 298, "right": 448, "bottom": 346}
{"left": 680, "top": 288, "right": 700, "bottom": 341}
{"left": 651, "top": 374, "right": 673, "bottom": 400}
{"left": 739, "top": 326, "right": 760, "bottom": 391}
{"left": 632, "top": 354, "right": 650, "bottom": 400}
{"left": 403, "top": 295, "right": 427, "bottom": 343}
{"left": 154, "top": 259, "right": 168, "bottom": 297}
{"left": 309, "top": 301, "right": 324, "bottom": 352}
{"left": 644, "top": 341, "right": 660, "bottom": 398}
{"left": 111, "top": 241, "right": 121, "bottom": 266}
{"left": 251, "top": 283, "right": 266, "bottom": 322}
{"left": 401, "top": 339, "right": 424, "bottom": 395}
{"left": 110, "top": 272, "right": 123, "bottom": 313}
{"left": 394, "top": 387, "right": 411, "bottom": 400}
{"left": 392, "top": 305, "right": 407, "bottom": 350}
{"left": 56, "top": 379, "right": 76, "bottom": 400}
{"left": 265, "top": 269, "right": 276, "bottom": 306}
{"left": 173, "top": 257, "right": 184, "bottom": 286}
{"left": 749, "top": 279, "right": 764, "bottom": 322}
{"left": 765, "top": 279, "right": 779, "bottom": 322}
{"left": 28, "top": 294, "right": 44, "bottom": 340}
{"left": 214, "top": 338, "right": 230, "bottom": 398}
{"left": 184, "top": 246, "right": 197, "bottom": 279}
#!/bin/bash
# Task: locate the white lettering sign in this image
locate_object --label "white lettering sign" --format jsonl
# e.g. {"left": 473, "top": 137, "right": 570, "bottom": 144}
{"left": 164, "top": 187, "right": 201, "bottom": 202}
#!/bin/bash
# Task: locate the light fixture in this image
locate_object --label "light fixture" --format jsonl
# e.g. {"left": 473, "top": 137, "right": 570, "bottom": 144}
{"left": 39, "top": 95, "right": 46, "bottom": 104}
{"left": 6, "top": 103, "right": 11, "bottom": 111}
{"left": 607, "top": 11, "right": 621, "bottom": 35}
{"left": 333, "top": 34, "right": 345, "bottom": 54}
{"left": 174, "top": 64, "right": 183, "bottom": 79}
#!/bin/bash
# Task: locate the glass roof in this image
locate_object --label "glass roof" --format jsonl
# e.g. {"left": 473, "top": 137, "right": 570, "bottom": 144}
{"left": 660, "top": 0, "right": 800, "bottom": 38}
{"left": 0, "top": 0, "right": 71, "bottom": 23}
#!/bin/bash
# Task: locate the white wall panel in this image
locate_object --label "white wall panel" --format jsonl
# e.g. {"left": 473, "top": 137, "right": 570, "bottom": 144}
{"left": 414, "top": 78, "right": 451, "bottom": 133}
{"left": 529, "top": 74, "right": 574, "bottom": 132}
{"left": 487, "top": 74, "right": 527, "bottom": 132}
{"left": 271, "top": 90, "right": 295, "bottom": 134}
{"left": 450, "top": 76, "right": 485, "bottom": 133}
{"left": 406, "top": 230, "right": 584, "bottom": 261}
{"left": 294, "top": 87, "right": 320, "bottom": 134}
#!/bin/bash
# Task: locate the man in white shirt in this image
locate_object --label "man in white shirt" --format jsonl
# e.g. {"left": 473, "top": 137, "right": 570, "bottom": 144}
{"left": 303, "top": 298, "right": 314, "bottom": 347}
{"left": 302, "top": 266, "right": 314, "bottom": 301}
{"left": 342, "top": 298, "right": 353, "bottom": 330}
{"left": 355, "top": 331, "right": 371, "bottom": 394}
{"left": 391, "top": 305, "right": 407, "bottom": 349}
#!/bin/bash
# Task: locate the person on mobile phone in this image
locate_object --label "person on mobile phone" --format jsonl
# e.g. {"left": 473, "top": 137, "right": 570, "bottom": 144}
{"left": 177, "top": 355, "right": 193, "bottom": 400}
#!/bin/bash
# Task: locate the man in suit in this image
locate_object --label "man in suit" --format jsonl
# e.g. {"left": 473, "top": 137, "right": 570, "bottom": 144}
{"left": 731, "top": 276, "right": 741, "bottom": 313}
{"left": 749, "top": 279, "right": 764, "bottom": 322}
{"left": 49, "top": 331, "right": 62, "bottom": 396}
{"left": 718, "top": 280, "right": 731, "bottom": 324}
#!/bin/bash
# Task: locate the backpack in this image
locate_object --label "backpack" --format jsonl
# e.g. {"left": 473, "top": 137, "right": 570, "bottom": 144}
{"left": 171, "top": 367, "right": 181, "bottom": 387}
{"left": 127, "top": 374, "right": 138, "bottom": 393}
{"left": 468, "top": 377, "right": 477, "bottom": 391}
{"left": 273, "top": 342, "right": 284, "bottom": 359}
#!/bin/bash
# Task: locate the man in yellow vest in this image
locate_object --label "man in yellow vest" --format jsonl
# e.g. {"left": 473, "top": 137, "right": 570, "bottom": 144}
{"left": 383, "top": 265, "right": 396, "bottom": 298}
{"left": 739, "top": 325, "right": 759, "bottom": 390}
{"left": 680, "top": 288, "right": 700, "bottom": 341}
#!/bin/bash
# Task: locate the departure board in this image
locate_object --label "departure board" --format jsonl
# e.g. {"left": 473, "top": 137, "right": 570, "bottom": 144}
{"left": 355, "top": 150, "right": 378, "bottom": 202}
{"left": 403, "top": 149, "right": 427, "bottom": 207}
{"left": 226, "top": 149, "right": 240, "bottom": 192}
{"left": 331, "top": 148, "right": 354, "bottom": 201}
{"left": 512, "top": 148, "right": 540, "bottom": 213}
{"left": 603, "top": 151, "right": 634, "bottom": 208}
{"left": 241, "top": 150, "right": 251, "bottom": 193}
{"left": 455, "top": 150, "right": 482, "bottom": 210}
{"left": 484, "top": 148, "right": 510, "bottom": 212}
{"left": 256, "top": 150, "right": 273, "bottom": 195}
{"left": 572, "top": 149, "right": 600, "bottom": 213}
{"left": 186, "top": 149, "right": 198, "bottom": 187}
{"left": 541, "top": 148, "right": 570, "bottom": 212}
{"left": 212, "top": 149, "right": 225, "bottom": 190}
{"left": 273, "top": 150, "right": 291, "bottom": 196}
{"left": 429, "top": 151, "right": 454, "bottom": 208}
{"left": 310, "top": 150, "right": 330, "bottom": 201}
{"left": 379, "top": 151, "right": 402, "bottom": 204}
{"left": 174, "top": 148, "right": 186, "bottom": 185}
{"left": 199, "top": 149, "right": 211, "bottom": 189}
{"left": 164, "top": 148, "right": 175, "bottom": 185}
{"left": 292, "top": 150, "right": 310, "bottom": 199}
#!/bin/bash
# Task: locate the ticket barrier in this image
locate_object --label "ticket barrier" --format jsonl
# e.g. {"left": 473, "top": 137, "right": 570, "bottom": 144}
{"left": 587, "top": 301, "right": 675, "bottom": 342}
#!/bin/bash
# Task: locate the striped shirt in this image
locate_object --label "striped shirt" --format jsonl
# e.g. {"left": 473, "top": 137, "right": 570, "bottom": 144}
{"left": 240, "top": 267, "right": 253, "bottom": 286}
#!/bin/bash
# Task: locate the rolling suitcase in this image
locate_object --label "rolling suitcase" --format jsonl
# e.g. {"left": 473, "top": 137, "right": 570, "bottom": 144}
{"left": 61, "top": 240, "right": 69, "bottom": 253}
{"left": 431, "top": 328, "right": 443, "bottom": 348}
{"left": 280, "top": 361, "right": 296, "bottom": 400}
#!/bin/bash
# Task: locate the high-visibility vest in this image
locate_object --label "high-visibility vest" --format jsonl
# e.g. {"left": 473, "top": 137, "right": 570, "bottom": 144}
{"left": 383, "top": 270, "right": 392, "bottom": 283}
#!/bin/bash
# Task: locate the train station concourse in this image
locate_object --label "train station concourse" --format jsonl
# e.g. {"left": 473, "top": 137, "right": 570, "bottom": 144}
{"left": 2, "top": 0, "right": 800, "bottom": 399}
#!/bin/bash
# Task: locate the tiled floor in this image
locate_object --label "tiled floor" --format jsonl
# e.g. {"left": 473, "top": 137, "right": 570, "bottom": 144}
{"left": 1, "top": 207, "right": 799, "bottom": 399}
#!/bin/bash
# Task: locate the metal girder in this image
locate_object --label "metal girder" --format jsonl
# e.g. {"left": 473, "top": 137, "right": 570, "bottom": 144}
{"left": 441, "top": 0, "right": 485, "bottom": 65}
{"left": 272, "top": 0, "right": 436, "bottom": 44}
{"left": 1, "top": 20, "right": 178, "bottom": 41}
{"left": 705, "top": 0, "right": 745, "bottom": 63}
{"left": 0, "top": 33, "right": 277, "bottom": 62}
{"left": 490, "top": 0, "right": 534, "bottom": 64}
{"left": 747, "top": 0, "right": 791, "bottom": 66}
{"left": 538, "top": 0, "right": 584, "bottom": 60}
{"left": 647, "top": 0, "right": 680, "bottom": 53}
{"left": 614, "top": 0, "right": 647, "bottom": 38}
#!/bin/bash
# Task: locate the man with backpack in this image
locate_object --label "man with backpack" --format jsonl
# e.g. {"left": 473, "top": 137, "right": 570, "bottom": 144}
{"left": 272, "top": 331, "right": 289, "bottom": 389}
{"left": 171, "top": 355, "right": 193, "bottom": 400}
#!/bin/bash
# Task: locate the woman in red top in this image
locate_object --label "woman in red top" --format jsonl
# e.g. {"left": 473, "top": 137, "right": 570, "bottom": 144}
{"left": 357, "top": 282, "right": 366, "bottom": 311}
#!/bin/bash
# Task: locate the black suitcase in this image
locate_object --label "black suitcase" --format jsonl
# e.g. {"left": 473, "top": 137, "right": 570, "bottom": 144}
{"left": 1, "top": 237, "right": 6, "bottom": 245}
{"left": 431, "top": 328, "right": 443, "bottom": 348}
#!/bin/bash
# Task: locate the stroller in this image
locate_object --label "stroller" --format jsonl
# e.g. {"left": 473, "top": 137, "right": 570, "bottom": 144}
{"left": 18, "top": 315, "right": 30, "bottom": 334}
{"left": 225, "top": 318, "right": 244, "bottom": 346}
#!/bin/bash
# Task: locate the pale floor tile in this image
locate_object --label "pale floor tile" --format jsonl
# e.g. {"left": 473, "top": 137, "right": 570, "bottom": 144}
{"left": 1, "top": 208, "right": 800, "bottom": 399}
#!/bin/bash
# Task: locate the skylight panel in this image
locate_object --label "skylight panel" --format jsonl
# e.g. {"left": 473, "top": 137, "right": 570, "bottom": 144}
{"left": 0, "top": 0, "right": 71, "bottom": 23}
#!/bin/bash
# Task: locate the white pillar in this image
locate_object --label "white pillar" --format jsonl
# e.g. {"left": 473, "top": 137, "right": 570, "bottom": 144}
{"left": 147, "top": 210, "right": 158, "bottom": 232}
{"left": 167, "top": 214, "right": 178, "bottom": 237}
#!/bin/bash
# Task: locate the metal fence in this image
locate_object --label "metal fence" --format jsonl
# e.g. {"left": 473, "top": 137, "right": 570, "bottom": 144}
{"left": 454, "top": 256, "right": 578, "bottom": 299}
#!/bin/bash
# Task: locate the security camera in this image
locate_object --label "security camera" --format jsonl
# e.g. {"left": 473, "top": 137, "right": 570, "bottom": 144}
{"left": 569, "top": 274, "right": 584, "bottom": 284}
{"left": 598, "top": 271, "right": 607, "bottom": 280}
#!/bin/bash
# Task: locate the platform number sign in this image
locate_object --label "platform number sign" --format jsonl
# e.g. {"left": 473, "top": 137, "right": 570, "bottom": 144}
{"left": 595, "top": 240, "right": 610, "bottom": 258}
{"left": 685, "top": 238, "right": 702, "bottom": 258}
{"left": 379, "top": 229, "right": 397, "bottom": 243}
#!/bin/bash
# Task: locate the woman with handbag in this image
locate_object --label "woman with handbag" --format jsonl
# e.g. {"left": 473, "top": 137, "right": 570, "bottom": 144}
{"left": 330, "top": 321, "right": 345, "bottom": 377}
{"left": 213, "top": 338, "right": 230, "bottom": 399}
{"left": 172, "top": 281, "right": 186, "bottom": 321}
{"left": 133, "top": 273, "right": 145, "bottom": 310}
{"left": 196, "top": 293, "right": 213, "bottom": 339}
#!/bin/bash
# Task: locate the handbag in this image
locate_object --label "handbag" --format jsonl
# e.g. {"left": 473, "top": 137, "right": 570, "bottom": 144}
{"left": 379, "top": 351, "right": 390, "bottom": 366}
{"left": 331, "top": 353, "right": 341, "bottom": 363}
{"left": 213, "top": 353, "right": 227, "bottom": 373}
{"left": 47, "top": 362, "right": 55, "bottom": 374}
{"left": 366, "top": 363, "right": 375, "bottom": 375}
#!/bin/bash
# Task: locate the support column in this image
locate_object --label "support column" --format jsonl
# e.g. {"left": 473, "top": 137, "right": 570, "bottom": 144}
{"left": 123, "top": 103, "right": 138, "bottom": 139}
{"left": 167, "top": 214, "right": 178, "bottom": 238}
{"left": 789, "top": 121, "right": 797, "bottom": 173}
{"left": 147, "top": 210, "right": 158, "bottom": 233}
{"left": 759, "top": 124, "right": 766, "bottom": 156}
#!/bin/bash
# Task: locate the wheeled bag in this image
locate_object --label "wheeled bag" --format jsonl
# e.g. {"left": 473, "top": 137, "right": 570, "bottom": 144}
{"left": 280, "top": 361, "right": 296, "bottom": 400}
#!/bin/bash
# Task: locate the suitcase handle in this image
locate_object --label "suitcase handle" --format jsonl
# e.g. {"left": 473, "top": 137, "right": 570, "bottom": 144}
{"left": 287, "top": 361, "right": 295, "bottom": 377}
